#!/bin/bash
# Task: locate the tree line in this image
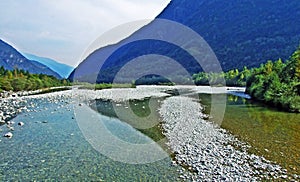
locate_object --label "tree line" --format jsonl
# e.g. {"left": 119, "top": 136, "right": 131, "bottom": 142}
{"left": 246, "top": 47, "right": 300, "bottom": 112}
{"left": 192, "top": 46, "right": 300, "bottom": 112}
{"left": 0, "top": 67, "right": 71, "bottom": 92}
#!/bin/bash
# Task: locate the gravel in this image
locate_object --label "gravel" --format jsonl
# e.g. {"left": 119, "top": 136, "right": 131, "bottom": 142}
{"left": 159, "top": 96, "right": 289, "bottom": 181}
{"left": 0, "top": 97, "right": 27, "bottom": 124}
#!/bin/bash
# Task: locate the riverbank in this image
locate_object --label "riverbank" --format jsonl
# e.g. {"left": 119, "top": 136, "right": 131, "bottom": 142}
{"left": 0, "top": 96, "right": 27, "bottom": 125}
{"left": 1, "top": 86, "right": 297, "bottom": 180}
{"left": 0, "top": 87, "right": 71, "bottom": 125}
{"left": 159, "top": 96, "right": 291, "bottom": 181}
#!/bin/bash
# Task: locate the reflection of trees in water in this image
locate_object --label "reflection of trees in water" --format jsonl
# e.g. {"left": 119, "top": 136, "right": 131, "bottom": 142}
{"left": 89, "top": 98, "right": 165, "bottom": 142}
{"left": 227, "top": 94, "right": 247, "bottom": 104}
{"left": 197, "top": 92, "right": 300, "bottom": 174}
{"left": 228, "top": 98, "right": 300, "bottom": 175}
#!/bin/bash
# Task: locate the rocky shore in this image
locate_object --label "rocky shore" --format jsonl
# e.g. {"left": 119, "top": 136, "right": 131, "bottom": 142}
{"left": 159, "top": 96, "right": 290, "bottom": 181}
{"left": 0, "top": 88, "right": 73, "bottom": 138}
{"left": 0, "top": 95, "right": 27, "bottom": 125}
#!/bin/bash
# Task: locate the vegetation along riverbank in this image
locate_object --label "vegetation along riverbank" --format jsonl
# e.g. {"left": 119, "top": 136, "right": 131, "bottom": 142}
{"left": 192, "top": 47, "right": 300, "bottom": 112}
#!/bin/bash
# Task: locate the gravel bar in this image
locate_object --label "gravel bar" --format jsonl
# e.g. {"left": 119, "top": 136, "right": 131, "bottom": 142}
{"left": 159, "top": 96, "right": 290, "bottom": 181}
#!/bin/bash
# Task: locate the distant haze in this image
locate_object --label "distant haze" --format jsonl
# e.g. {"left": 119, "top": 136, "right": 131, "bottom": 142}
{"left": 0, "top": 0, "right": 170, "bottom": 67}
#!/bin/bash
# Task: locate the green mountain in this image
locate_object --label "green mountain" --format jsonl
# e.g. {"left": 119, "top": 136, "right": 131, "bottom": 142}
{"left": 70, "top": 0, "right": 300, "bottom": 83}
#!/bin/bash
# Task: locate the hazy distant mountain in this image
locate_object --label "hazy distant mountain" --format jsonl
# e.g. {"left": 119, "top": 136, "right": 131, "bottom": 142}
{"left": 70, "top": 0, "right": 300, "bottom": 83}
{"left": 22, "top": 53, "right": 74, "bottom": 78}
{"left": 0, "top": 39, "right": 61, "bottom": 78}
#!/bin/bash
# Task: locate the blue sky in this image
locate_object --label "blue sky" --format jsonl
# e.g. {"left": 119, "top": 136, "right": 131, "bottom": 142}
{"left": 0, "top": 0, "right": 170, "bottom": 67}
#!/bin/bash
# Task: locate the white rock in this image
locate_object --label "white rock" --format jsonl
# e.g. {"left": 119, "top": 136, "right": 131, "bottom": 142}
{"left": 4, "top": 132, "right": 13, "bottom": 138}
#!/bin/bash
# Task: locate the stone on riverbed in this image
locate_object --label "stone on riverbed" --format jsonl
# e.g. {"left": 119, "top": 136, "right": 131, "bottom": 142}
{"left": 159, "top": 96, "right": 287, "bottom": 181}
{"left": 0, "top": 120, "right": 5, "bottom": 125}
{"left": 3, "top": 132, "right": 13, "bottom": 138}
{"left": 6, "top": 121, "right": 15, "bottom": 125}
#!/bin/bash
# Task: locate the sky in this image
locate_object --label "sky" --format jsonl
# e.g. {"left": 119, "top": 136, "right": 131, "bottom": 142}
{"left": 0, "top": 0, "right": 170, "bottom": 67}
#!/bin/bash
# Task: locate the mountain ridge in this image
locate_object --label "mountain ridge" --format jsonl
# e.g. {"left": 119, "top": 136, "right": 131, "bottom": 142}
{"left": 0, "top": 39, "right": 62, "bottom": 79}
{"left": 69, "top": 0, "right": 300, "bottom": 83}
{"left": 22, "top": 53, "right": 74, "bottom": 78}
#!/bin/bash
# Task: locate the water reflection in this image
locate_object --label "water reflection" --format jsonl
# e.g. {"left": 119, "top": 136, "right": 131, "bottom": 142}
{"left": 197, "top": 93, "right": 300, "bottom": 175}
{"left": 89, "top": 98, "right": 165, "bottom": 142}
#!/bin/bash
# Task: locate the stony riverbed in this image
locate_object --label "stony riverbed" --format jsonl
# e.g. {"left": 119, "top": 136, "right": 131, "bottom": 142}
{"left": 159, "top": 96, "right": 294, "bottom": 181}
{"left": 0, "top": 86, "right": 298, "bottom": 181}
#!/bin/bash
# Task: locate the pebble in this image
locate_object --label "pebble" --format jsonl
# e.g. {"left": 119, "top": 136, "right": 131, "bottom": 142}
{"left": 159, "top": 96, "right": 288, "bottom": 181}
{"left": 3, "top": 132, "right": 13, "bottom": 138}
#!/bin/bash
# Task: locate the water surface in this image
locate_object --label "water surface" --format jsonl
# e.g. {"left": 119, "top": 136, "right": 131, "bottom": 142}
{"left": 0, "top": 98, "right": 180, "bottom": 181}
{"left": 197, "top": 93, "right": 300, "bottom": 175}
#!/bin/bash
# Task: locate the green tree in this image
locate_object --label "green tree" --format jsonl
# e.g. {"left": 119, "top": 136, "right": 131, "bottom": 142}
{"left": 6, "top": 71, "right": 13, "bottom": 79}
{"left": 11, "top": 78, "right": 26, "bottom": 91}
{"left": 0, "top": 78, "right": 13, "bottom": 91}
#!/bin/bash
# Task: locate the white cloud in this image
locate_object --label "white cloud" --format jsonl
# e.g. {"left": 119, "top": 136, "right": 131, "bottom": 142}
{"left": 0, "top": 0, "right": 170, "bottom": 67}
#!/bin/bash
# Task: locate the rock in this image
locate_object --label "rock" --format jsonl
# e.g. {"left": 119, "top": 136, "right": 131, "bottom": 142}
{"left": 0, "top": 120, "right": 5, "bottom": 125}
{"left": 18, "top": 122, "right": 25, "bottom": 126}
{"left": 6, "top": 121, "right": 15, "bottom": 125}
{"left": 3, "top": 132, "right": 13, "bottom": 138}
{"left": 8, "top": 126, "right": 14, "bottom": 131}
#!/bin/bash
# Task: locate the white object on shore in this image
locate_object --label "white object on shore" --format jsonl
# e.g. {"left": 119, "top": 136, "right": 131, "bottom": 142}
{"left": 4, "top": 132, "right": 13, "bottom": 138}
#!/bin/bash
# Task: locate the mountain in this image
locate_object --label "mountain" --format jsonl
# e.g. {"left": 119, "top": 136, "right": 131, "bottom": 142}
{"left": 22, "top": 53, "right": 74, "bottom": 78}
{"left": 0, "top": 39, "right": 61, "bottom": 78}
{"left": 70, "top": 0, "right": 300, "bottom": 83}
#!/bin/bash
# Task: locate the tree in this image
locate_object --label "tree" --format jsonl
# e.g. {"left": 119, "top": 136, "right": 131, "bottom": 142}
{"left": 11, "top": 78, "right": 26, "bottom": 91}
{"left": 264, "top": 60, "right": 273, "bottom": 75}
{"left": 293, "top": 49, "right": 300, "bottom": 79}
{"left": 6, "top": 71, "right": 13, "bottom": 79}
{"left": 0, "top": 78, "right": 13, "bottom": 91}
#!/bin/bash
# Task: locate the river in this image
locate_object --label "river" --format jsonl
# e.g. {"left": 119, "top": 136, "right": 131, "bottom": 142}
{"left": 0, "top": 88, "right": 299, "bottom": 180}
{"left": 197, "top": 93, "right": 300, "bottom": 175}
{"left": 0, "top": 97, "right": 180, "bottom": 181}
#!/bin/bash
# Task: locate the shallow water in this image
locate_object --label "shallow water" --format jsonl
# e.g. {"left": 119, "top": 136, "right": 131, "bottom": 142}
{"left": 0, "top": 98, "right": 180, "bottom": 181}
{"left": 1, "top": 91, "right": 299, "bottom": 180}
{"left": 91, "top": 92, "right": 300, "bottom": 177}
{"left": 197, "top": 93, "right": 300, "bottom": 175}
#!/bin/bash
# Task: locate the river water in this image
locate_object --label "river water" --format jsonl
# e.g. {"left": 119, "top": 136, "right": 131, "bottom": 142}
{"left": 0, "top": 91, "right": 299, "bottom": 180}
{"left": 0, "top": 98, "right": 180, "bottom": 181}
{"left": 197, "top": 93, "right": 300, "bottom": 176}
